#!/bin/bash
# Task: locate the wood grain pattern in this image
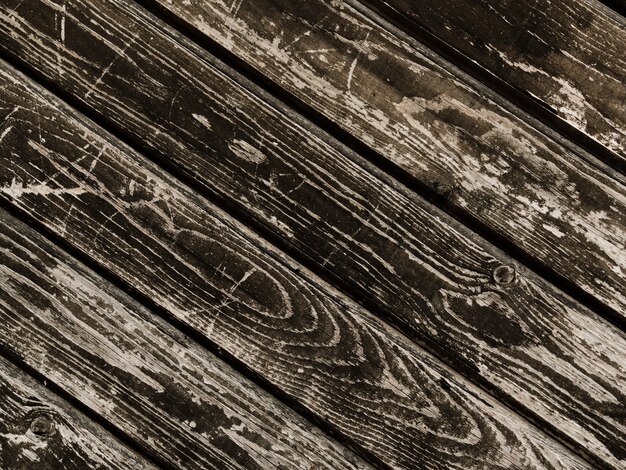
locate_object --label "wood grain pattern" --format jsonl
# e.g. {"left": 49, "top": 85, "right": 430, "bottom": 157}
{"left": 362, "top": 0, "right": 626, "bottom": 166}
{"left": 0, "top": 210, "right": 371, "bottom": 470}
{"left": 142, "top": 0, "right": 625, "bottom": 319}
{"left": 8, "top": 0, "right": 623, "bottom": 325}
{"left": 0, "top": 61, "right": 596, "bottom": 470}
{"left": 0, "top": 357, "right": 155, "bottom": 470}
{"left": 0, "top": 0, "right": 625, "bottom": 465}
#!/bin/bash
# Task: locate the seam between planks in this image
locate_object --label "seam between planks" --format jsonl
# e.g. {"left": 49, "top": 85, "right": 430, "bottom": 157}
{"left": 0, "top": 356, "right": 160, "bottom": 469}
{"left": 343, "top": 0, "right": 626, "bottom": 185}
{"left": 7, "top": 0, "right": 623, "bottom": 328}
{"left": 0, "top": 54, "right": 617, "bottom": 469}
{"left": 132, "top": 0, "right": 626, "bottom": 187}
{"left": 0, "top": 207, "right": 376, "bottom": 468}
{"left": 351, "top": 0, "right": 626, "bottom": 177}
{"left": 1, "top": 0, "right": 620, "bottom": 458}
{"left": 1, "top": 0, "right": 620, "bottom": 462}
{"left": 0, "top": 342, "right": 170, "bottom": 470}
{"left": 118, "top": 0, "right": 625, "bottom": 331}
{"left": 0, "top": 182, "right": 388, "bottom": 470}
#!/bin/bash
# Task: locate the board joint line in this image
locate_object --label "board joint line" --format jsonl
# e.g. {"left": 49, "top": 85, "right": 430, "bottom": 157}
{"left": 0, "top": 336, "right": 170, "bottom": 470}
{"left": 0, "top": 195, "right": 389, "bottom": 470}
{"left": 0, "top": 49, "right": 617, "bottom": 469}
{"left": 128, "top": 0, "right": 626, "bottom": 332}
{"left": 349, "top": 0, "right": 626, "bottom": 178}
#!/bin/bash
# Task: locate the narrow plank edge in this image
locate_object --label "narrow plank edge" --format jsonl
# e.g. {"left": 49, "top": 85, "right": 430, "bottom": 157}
{"left": 0, "top": 57, "right": 601, "bottom": 468}
{"left": 121, "top": 0, "right": 626, "bottom": 318}
{"left": 0, "top": 209, "right": 372, "bottom": 470}
{"left": 0, "top": 356, "right": 156, "bottom": 469}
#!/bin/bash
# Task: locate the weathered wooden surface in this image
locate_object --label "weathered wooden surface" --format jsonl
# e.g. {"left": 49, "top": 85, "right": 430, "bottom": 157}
{"left": 0, "top": 210, "right": 370, "bottom": 470}
{"left": 8, "top": 0, "right": 622, "bottom": 323}
{"left": 158, "top": 0, "right": 625, "bottom": 319}
{"left": 0, "top": 62, "right": 596, "bottom": 469}
{"left": 362, "top": 0, "right": 626, "bottom": 168}
{"left": 0, "top": 357, "right": 155, "bottom": 470}
{"left": 0, "top": 0, "right": 625, "bottom": 466}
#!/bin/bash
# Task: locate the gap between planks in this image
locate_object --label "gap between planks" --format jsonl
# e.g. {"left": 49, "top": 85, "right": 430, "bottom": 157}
{"left": 0, "top": 344, "right": 166, "bottom": 470}
{"left": 128, "top": 0, "right": 626, "bottom": 329}
{"left": 0, "top": 356, "right": 158, "bottom": 469}
{"left": 0, "top": 1, "right": 620, "bottom": 466}
{"left": 0, "top": 197, "right": 382, "bottom": 470}
{"left": 0, "top": 61, "right": 600, "bottom": 466}
{"left": 0, "top": 207, "right": 375, "bottom": 470}
{"left": 6, "top": 0, "right": 625, "bottom": 331}
{"left": 357, "top": 0, "right": 626, "bottom": 174}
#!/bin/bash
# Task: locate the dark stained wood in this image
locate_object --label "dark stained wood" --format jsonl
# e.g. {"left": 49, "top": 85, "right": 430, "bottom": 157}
{"left": 0, "top": 62, "right": 596, "bottom": 470}
{"left": 362, "top": 0, "right": 626, "bottom": 168}
{"left": 155, "top": 0, "right": 625, "bottom": 320}
{"left": 6, "top": 0, "right": 623, "bottom": 324}
{"left": 0, "top": 0, "right": 625, "bottom": 466}
{"left": 0, "top": 357, "right": 156, "bottom": 470}
{"left": 0, "top": 210, "right": 371, "bottom": 470}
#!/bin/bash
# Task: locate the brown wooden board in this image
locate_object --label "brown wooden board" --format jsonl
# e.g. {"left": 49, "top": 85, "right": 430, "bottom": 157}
{"left": 8, "top": 0, "right": 623, "bottom": 322}
{"left": 0, "top": 61, "right": 596, "bottom": 469}
{"left": 360, "top": 0, "right": 626, "bottom": 169}
{"left": 147, "top": 0, "right": 626, "bottom": 320}
{"left": 0, "top": 209, "right": 371, "bottom": 470}
{"left": 0, "top": 357, "right": 156, "bottom": 469}
{"left": 0, "top": 0, "right": 625, "bottom": 466}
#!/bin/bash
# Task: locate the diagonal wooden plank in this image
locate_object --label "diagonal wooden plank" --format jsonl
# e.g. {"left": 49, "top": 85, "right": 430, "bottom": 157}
{"left": 0, "top": 61, "right": 597, "bottom": 470}
{"left": 361, "top": 0, "right": 626, "bottom": 168}
{"left": 0, "top": 210, "right": 371, "bottom": 470}
{"left": 107, "top": 0, "right": 626, "bottom": 319}
{"left": 0, "top": 0, "right": 624, "bottom": 465}
{"left": 0, "top": 356, "right": 156, "bottom": 469}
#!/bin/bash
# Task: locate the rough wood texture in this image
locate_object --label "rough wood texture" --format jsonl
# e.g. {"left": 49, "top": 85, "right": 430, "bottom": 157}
{"left": 6, "top": 0, "right": 622, "bottom": 324}
{"left": 0, "top": 62, "right": 595, "bottom": 470}
{"left": 145, "top": 0, "right": 626, "bottom": 321}
{"left": 0, "top": 0, "right": 625, "bottom": 466}
{"left": 363, "top": 0, "right": 626, "bottom": 167}
{"left": 0, "top": 357, "right": 155, "bottom": 470}
{"left": 0, "top": 210, "right": 370, "bottom": 470}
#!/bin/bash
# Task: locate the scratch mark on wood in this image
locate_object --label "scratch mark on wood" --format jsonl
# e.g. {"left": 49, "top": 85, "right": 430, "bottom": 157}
{"left": 0, "top": 58, "right": 599, "bottom": 470}
{"left": 192, "top": 113, "right": 213, "bottom": 131}
{"left": 228, "top": 139, "right": 267, "bottom": 164}
{"left": 1, "top": 177, "right": 87, "bottom": 198}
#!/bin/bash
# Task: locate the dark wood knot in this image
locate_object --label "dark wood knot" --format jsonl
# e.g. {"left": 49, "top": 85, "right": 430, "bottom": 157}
{"left": 29, "top": 413, "right": 56, "bottom": 437}
{"left": 493, "top": 265, "right": 516, "bottom": 285}
{"left": 433, "top": 182, "right": 456, "bottom": 200}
